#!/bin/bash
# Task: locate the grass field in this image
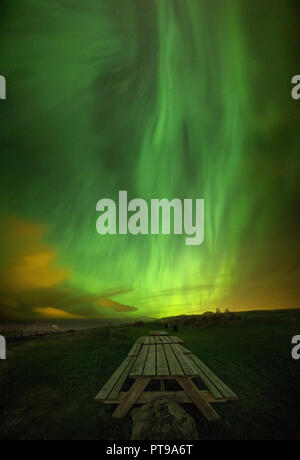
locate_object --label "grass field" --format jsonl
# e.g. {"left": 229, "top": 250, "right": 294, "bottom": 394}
{"left": 0, "top": 309, "right": 300, "bottom": 440}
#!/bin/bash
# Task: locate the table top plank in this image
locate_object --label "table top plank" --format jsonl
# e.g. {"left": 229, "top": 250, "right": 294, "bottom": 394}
{"left": 164, "top": 344, "right": 185, "bottom": 376}
{"left": 128, "top": 342, "right": 142, "bottom": 357}
{"left": 177, "top": 344, "right": 192, "bottom": 354}
{"left": 143, "top": 344, "right": 156, "bottom": 376}
{"left": 156, "top": 344, "right": 170, "bottom": 376}
{"left": 150, "top": 330, "right": 169, "bottom": 336}
{"left": 156, "top": 336, "right": 164, "bottom": 344}
{"left": 160, "top": 336, "right": 170, "bottom": 344}
{"left": 136, "top": 336, "right": 146, "bottom": 344}
{"left": 130, "top": 345, "right": 149, "bottom": 376}
{"left": 163, "top": 336, "right": 173, "bottom": 344}
{"left": 138, "top": 335, "right": 183, "bottom": 345}
{"left": 169, "top": 336, "right": 184, "bottom": 344}
{"left": 170, "top": 344, "right": 199, "bottom": 376}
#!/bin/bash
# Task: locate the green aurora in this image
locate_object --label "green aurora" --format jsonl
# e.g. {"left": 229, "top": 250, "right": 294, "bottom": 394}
{"left": 0, "top": 0, "right": 299, "bottom": 320}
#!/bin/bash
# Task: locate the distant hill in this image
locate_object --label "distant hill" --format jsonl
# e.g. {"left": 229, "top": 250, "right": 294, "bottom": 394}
{"left": 159, "top": 310, "right": 241, "bottom": 327}
{"left": 160, "top": 308, "right": 300, "bottom": 328}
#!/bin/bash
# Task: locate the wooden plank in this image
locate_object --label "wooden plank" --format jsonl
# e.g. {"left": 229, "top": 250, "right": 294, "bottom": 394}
{"left": 108, "top": 358, "right": 137, "bottom": 400}
{"left": 164, "top": 344, "right": 184, "bottom": 376}
{"left": 149, "top": 336, "right": 156, "bottom": 345}
{"left": 159, "top": 336, "right": 170, "bottom": 344}
{"left": 184, "top": 355, "right": 224, "bottom": 400}
{"left": 95, "top": 356, "right": 135, "bottom": 401}
{"left": 150, "top": 330, "right": 168, "bottom": 336}
{"left": 130, "top": 345, "right": 149, "bottom": 376}
{"left": 189, "top": 354, "right": 238, "bottom": 400}
{"left": 156, "top": 344, "right": 169, "bottom": 376}
{"left": 128, "top": 342, "right": 141, "bottom": 357}
{"left": 112, "top": 377, "right": 151, "bottom": 418}
{"left": 103, "top": 390, "right": 227, "bottom": 405}
{"left": 170, "top": 344, "right": 198, "bottom": 376}
{"left": 143, "top": 345, "right": 156, "bottom": 376}
{"left": 170, "top": 336, "right": 184, "bottom": 344}
{"left": 163, "top": 336, "right": 173, "bottom": 344}
{"left": 176, "top": 377, "right": 221, "bottom": 421}
{"left": 133, "top": 342, "right": 142, "bottom": 356}
{"left": 177, "top": 344, "right": 192, "bottom": 354}
{"left": 136, "top": 336, "right": 146, "bottom": 344}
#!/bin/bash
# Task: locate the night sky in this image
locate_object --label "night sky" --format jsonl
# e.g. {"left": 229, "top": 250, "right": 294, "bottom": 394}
{"left": 0, "top": 0, "right": 299, "bottom": 321}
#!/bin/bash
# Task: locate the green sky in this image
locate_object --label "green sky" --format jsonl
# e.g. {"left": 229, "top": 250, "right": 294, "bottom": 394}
{"left": 0, "top": 0, "right": 299, "bottom": 321}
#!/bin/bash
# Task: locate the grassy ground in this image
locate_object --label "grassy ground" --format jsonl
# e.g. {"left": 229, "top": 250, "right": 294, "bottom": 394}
{"left": 0, "top": 309, "right": 300, "bottom": 440}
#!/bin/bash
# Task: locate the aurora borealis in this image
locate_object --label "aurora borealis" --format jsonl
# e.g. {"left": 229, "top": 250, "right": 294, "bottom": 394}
{"left": 0, "top": 0, "right": 299, "bottom": 321}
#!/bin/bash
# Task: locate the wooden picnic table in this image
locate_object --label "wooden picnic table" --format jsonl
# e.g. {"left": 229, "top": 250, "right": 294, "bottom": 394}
{"left": 149, "top": 330, "right": 169, "bottom": 336}
{"left": 136, "top": 335, "right": 183, "bottom": 345}
{"left": 95, "top": 337, "right": 237, "bottom": 421}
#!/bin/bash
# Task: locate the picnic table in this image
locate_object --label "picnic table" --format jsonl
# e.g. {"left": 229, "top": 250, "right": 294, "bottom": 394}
{"left": 149, "top": 330, "right": 169, "bottom": 336}
{"left": 95, "top": 333, "right": 237, "bottom": 421}
{"left": 136, "top": 335, "right": 184, "bottom": 345}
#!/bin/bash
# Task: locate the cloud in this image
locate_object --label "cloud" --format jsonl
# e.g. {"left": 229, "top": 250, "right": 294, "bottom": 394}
{"left": 34, "top": 307, "right": 83, "bottom": 319}
{"left": 96, "top": 298, "right": 137, "bottom": 312}
{"left": 0, "top": 216, "right": 70, "bottom": 292}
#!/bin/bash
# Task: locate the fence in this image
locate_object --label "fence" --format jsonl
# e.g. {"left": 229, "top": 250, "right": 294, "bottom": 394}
{"left": 0, "top": 324, "right": 59, "bottom": 339}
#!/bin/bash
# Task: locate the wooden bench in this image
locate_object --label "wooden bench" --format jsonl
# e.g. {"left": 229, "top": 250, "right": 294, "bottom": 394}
{"left": 95, "top": 339, "right": 237, "bottom": 421}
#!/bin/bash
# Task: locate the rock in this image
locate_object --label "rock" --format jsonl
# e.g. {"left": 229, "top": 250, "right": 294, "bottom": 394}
{"left": 131, "top": 398, "right": 199, "bottom": 440}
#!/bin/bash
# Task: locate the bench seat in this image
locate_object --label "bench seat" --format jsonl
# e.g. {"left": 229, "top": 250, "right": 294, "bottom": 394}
{"left": 95, "top": 356, "right": 136, "bottom": 401}
{"left": 188, "top": 354, "right": 238, "bottom": 400}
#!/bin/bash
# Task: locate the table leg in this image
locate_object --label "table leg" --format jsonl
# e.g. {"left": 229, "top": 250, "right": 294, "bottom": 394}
{"left": 176, "top": 377, "right": 221, "bottom": 421}
{"left": 112, "top": 376, "right": 151, "bottom": 419}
